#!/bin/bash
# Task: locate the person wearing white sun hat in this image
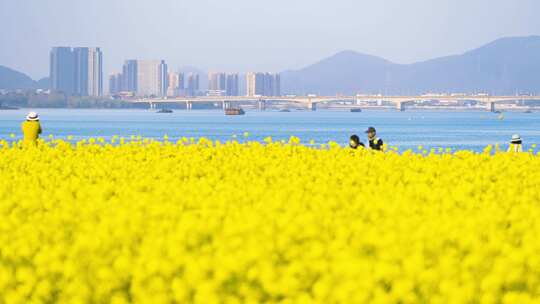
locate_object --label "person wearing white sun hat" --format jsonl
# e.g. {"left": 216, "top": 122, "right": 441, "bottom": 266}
{"left": 507, "top": 134, "right": 523, "bottom": 153}
{"left": 21, "top": 111, "right": 42, "bottom": 145}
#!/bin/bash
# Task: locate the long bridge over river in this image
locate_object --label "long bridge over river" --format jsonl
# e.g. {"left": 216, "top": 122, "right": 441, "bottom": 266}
{"left": 130, "top": 95, "right": 540, "bottom": 112}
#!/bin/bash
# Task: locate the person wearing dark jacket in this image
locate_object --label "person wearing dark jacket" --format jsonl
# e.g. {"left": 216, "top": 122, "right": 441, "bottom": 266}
{"left": 365, "top": 127, "right": 384, "bottom": 151}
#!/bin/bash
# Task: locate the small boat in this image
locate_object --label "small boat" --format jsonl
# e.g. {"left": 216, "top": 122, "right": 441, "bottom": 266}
{"left": 524, "top": 109, "right": 533, "bottom": 113}
{"left": 225, "top": 108, "right": 245, "bottom": 115}
{"left": 350, "top": 108, "right": 362, "bottom": 112}
{"left": 279, "top": 109, "right": 291, "bottom": 112}
{"left": 493, "top": 110, "right": 502, "bottom": 114}
{"left": 157, "top": 109, "right": 173, "bottom": 113}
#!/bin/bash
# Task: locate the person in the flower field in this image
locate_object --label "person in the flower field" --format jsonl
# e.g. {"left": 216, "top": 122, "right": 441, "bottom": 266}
{"left": 21, "top": 112, "right": 42, "bottom": 145}
{"left": 365, "top": 126, "right": 384, "bottom": 151}
{"left": 507, "top": 134, "right": 523, "bottom": 153}
{"left": 349, "top": 134, "right": 365, "bottom": 149}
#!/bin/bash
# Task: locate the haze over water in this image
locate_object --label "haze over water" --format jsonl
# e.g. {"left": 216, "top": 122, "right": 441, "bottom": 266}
{"left": 1, "top": 109, "right": 539, "bottom": 151}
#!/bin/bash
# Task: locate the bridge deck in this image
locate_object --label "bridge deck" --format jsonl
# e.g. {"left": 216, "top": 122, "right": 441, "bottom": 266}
{"left": 132, "top": 95, "right": 540, "bottom": 104}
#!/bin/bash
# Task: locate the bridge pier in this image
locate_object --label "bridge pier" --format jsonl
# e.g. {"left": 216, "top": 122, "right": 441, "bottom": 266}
{"left": 486, "top": 101, "right": 496, "bottom": 112}
{"left": 149, "top": 102, "right": 156, "bottom": 110}
{"left": 396, "top": 101, "right": 405, "bottom": 111}
{"left": 223, "top": 101, "right": 231, "bottom": 110}
{"left": 186, "top": 101, "right": 193, "bottom": 110}
{"left": 308, "top": 102, "right": 318, "bottom": 111}
{"left": 258, "top": 100, "right": 266, "bottom": 111}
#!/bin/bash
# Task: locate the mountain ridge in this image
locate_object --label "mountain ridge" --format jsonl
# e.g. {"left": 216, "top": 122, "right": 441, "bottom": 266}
{"left": 0, "top": 65, "right": 51, "bottom": 90}
{"left": 281, "top": 35, "right": 540, "bottom": 95}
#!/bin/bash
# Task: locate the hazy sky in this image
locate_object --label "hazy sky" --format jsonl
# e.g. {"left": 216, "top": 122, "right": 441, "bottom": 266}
{"left": 1, "top": 0, "right": 540, "bottom": 79}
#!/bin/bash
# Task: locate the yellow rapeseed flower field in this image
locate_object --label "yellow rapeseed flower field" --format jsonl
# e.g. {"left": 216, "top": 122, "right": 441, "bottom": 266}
{"left": 1, "top": 138, "right": 540, "bottom": 303}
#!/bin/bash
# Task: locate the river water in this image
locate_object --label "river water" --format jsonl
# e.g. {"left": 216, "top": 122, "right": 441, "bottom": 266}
{"left": 1, "top": 108, "right": 539, "bottom": 151}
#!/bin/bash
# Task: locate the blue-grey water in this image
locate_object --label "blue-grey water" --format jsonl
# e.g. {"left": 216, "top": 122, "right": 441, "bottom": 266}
{"left": 1, "top": 109, "right": 539, "bottom": 151}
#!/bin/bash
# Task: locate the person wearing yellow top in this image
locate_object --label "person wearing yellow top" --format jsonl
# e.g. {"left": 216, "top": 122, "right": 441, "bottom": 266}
{"left": 21, "top": 112, "right": 42, "bottom": 145}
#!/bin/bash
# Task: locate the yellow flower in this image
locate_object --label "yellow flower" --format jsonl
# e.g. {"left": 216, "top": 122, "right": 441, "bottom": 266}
{"left": 0, "top": 138, "right": 538, "bottom": 303}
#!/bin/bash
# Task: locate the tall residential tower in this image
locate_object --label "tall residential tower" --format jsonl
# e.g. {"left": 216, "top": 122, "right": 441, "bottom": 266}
{"left": 108, "top": 73, "right": 123, "bottom": 95}
{"left": 122, "top": 60, "right": 138, "bottom": 93}
{"left": 185, "top": 73, "right": 200, "bottom": 97}
{"left": 246, "top": 72, "right": 280, "bottom": 96}
{"left": 167, "top": 72, "right": 183, "bottom": 97}
{"left": 50, "top": 46, "right": 103, "bottom": 96}
{"left": 136, "top": 60, "right": 168, "bottom": 97}
{"left": 226, "top": 73, "right": 239, "bottom": 96}
{"left": 50, "top": 47, "right": 75, "bottom": 95}
{"left": 208, "top": 72, "right": 227, "bottom": 92}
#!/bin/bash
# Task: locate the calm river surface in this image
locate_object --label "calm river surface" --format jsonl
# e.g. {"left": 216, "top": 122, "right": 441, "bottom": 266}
{"left": 1, "top": 108, "right": 539, "bottom": 151}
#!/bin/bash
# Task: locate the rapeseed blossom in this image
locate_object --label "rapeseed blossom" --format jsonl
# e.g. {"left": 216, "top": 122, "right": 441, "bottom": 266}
{"left": 0, "top": 138, "right": 539, "bottom": 303}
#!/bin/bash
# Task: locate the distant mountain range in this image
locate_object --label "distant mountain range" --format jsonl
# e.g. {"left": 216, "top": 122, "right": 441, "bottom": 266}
{"left": 0, "top": 65, "right": 49, "bottom": 90}
{"left": 281, "top": 36, "right": 540, "bottom": 95}
{"left": 2, "top": 36, "right": 539, "bottom": 95}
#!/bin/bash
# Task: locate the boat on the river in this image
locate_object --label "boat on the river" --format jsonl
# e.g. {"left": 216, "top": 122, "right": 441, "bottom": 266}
{"left": 225, "top": 108, "right": 245, "bottom": 115}
{"left": 157, "top": 109, "right": 173, "bottom": 113}
{"left": 350, "top": 108, "right": 362, "bottom": 112}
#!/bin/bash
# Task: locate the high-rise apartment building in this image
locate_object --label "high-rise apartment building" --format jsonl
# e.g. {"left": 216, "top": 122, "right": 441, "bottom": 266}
{"left": 208, "top": 72, "right": 227, "bottom": 91}
{"left": 122, "top": 60, "right": 138, "bottom": 93}
{"left": 185, "top": 73, "right": 199, "bottom": 97}
{"left": 50, "top": 47, "right": 75, "bottom": 95}
{"left": 226, "top": 73, "right": 239, "bottom": 96}
{"left": 158, "top": 61, "right": 168, "bottom": 96}
{"left": 136, "top": 60, "right": 168, "bottom": 97}
{"left": 73, "top": 48, "right": 89, "bottom": 95}
{"left": 178, "top": 73, "right": 185, "bottom": 92}
{"left": 263, "top": 74, "right": 273, "bottom": 97}
{"left": 208, "top": 72, "right": 239, "bottom": 96}
{"left": 167, "top": 72, "right": 182, "bottom": 97}
{"left": 50, "top": 47, "right": 103, "bottom": 96}
{"left": 73, "top": 47, "right": 103, "bottom": 96}
{"left": 87, "top": 47, "right": 103, "bottom": 96}
{"left": 272, "top": 74, "right": 280, "bottom": 97}
{"left": 108, "top": 73, "right": 123, "bottom": 95}
{"left": 246, "top": 72, "right": 280, "bottom": 96}
{"left": 246, "top": 72, "right": 258, "bottom": 97}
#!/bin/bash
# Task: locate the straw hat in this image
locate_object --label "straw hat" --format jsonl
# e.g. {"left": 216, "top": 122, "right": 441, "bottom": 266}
{"left": 26, "top": 112, "right": 39, "bottom": 121}
{"left": 511, "top": 134, "right": 521, "bottom": 143}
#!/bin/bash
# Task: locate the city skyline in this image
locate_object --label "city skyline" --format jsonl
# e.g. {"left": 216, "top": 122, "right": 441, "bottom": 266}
{"left": 1, "top": 1, "right": 539, "bottom": 79}
{"left": 107, "top": 57, "right": 279, "bottom": 97}
{"left": 8, "top": 34, "right": 540, "bottom": 96}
